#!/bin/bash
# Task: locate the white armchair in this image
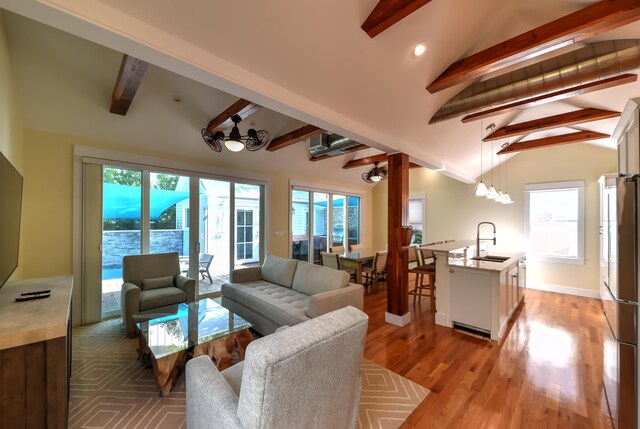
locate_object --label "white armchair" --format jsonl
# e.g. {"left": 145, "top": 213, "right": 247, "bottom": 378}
{"left": 186, "top": 306, "right": 368, "bottom": 429}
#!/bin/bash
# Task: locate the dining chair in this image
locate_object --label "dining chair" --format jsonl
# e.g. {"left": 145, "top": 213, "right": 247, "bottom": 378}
{"left": 349, "top": 244, "right": 364, "bottom": 251}
{"left": 329, "top": 245, "right": 345, "bottom": 254}
{"left": 362, "top": 251, "right": 388, "bottom": 293}
{"left": 321, "top": 251, "right": 356, "bottom": 281}
{"left": 408, "top": 249, "right": 436, "bottom": 311}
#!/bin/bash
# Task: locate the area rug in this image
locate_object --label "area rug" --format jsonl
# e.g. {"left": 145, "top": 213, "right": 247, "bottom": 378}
{"left": 69, "top": 319, "right": 429, "bottom": 429}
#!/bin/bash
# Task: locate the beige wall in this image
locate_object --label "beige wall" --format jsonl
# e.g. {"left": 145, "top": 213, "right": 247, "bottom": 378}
{"left": 19, "top": 128, "right": 373, "bottom": 279}
{"left": 372, "top": 143, "right": 616, "bottom": 294}
{"left": 0, "top": 12, "right": 24, "bottom": 280}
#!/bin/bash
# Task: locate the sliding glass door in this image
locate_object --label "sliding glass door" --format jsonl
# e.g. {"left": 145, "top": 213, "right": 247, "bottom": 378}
{"left": 198, "top": 179, "right": 230, "bottom": 295}
{"left": 290, "top": 187, "right": 361, "bottom": 263}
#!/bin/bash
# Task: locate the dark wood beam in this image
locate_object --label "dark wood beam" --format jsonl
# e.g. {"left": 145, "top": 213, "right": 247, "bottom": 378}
{"left": 427, "top": 0, "right": 640, "bottom": 94}
{"left": 266, "top": 125, "right": 324, "bottom": 152}
{"left": 461, "top": 74, "right": 637, "bottom": 123}
{"left": 362, "top": 0, "right": 434, "bottom": 38}
{"left": 204, "top": 99, "right": 261, "bottom": 133}
{"left": 110, "top": 55, "right": 148, "bottom": 116}
{"left": 309, "top": 144, "right": 369, "bottom": 162}
{"left": 497, "top": 130, "right": 609, "bottom": 154}
{"left": 343, "top": 153, "right": 421, "bottom": 169}
{"left": 484, "top": 108, "right": 621, "bottom": 142}
{"left": 343, "top": 154, "right": 389, "bottom": 169}
{"left": 386, "top": 153, "right": 410, "bottom": 322}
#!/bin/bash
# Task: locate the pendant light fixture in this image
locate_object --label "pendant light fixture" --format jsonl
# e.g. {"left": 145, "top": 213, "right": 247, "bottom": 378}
{"left": 501, "top": 142, "right": 514, "bottom": 204}
{"left": 485, "top": 132, "right": 500, "bottom": 200}
{"left": 473, "top": 121, "right": 489, "bottom": 197}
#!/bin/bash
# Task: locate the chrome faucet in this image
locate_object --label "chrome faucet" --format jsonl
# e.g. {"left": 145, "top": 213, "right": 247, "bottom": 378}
{"left": 476, "top": 222, "right": 496, "bottom": 257}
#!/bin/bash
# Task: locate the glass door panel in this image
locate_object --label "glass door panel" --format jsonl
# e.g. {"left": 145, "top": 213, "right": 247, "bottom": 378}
{"left": 291, "top": 190, "right": 310, "bottom": 262}
{"left": 332, "top": 194, "right": 346, "bottom": 248}
{"left": 102, "top": 166, "right": 142, "bottom": 316}
{"left": 235, "top": 184, "right": 261, "bottom": 269}
{"left": 149, "top": 172, "right": 190, "bottom": 257}
{"left": 312, "top": 193, "right": 328, "bottom": 264}
{"left": 199, "top": 179, "right": 231, "bottom": 295}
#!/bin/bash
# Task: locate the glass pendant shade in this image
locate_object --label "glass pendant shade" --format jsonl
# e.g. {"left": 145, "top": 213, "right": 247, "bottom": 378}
{"left": 473, "top": 181, "right": 488, "bottom": 197}
{"left": 495, "top": 190, "right": 506, "bottom": 203}
{"left": 225, "top": 140, "right": 245, "bottom": 152}
{"left": 486, "top": 186, "right": 499, "bottom": 200}
{"left": 502, "top": 193, "right": 514, "bottom": 204}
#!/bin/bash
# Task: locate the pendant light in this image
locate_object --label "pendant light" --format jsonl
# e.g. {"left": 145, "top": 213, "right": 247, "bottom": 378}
{"left": 473, "top": 121, "right": 489, "bottom": 197}
{"left": 485, "top": 133, "right": 499, "bottom": 200}
{"left": 501, "top": 142, "right": 514, "bottom": 204}
{"left": 494, "top": 142, "right": 506, "bottom": 203}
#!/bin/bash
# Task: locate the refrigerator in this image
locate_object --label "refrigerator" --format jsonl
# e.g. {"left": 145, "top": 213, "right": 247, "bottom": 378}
{"left": 601, "top": 175, "right": 639, "bottom": 429}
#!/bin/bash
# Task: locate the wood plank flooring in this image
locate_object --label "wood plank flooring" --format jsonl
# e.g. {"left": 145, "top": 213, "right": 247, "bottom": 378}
{"left": 362, "top": 285, "right": 614, "bottom": 429}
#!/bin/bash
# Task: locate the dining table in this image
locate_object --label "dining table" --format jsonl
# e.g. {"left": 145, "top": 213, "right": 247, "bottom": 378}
{"left": 338, "top": 249, "right": 376, "bottom": 285}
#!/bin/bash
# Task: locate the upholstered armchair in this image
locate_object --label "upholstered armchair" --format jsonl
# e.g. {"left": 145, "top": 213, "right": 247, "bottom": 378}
{"left": 186, "top": 306, "right": 368, "bottom": 429}
{"left": 120, "top": 252, "right": 196, "bottom": 337}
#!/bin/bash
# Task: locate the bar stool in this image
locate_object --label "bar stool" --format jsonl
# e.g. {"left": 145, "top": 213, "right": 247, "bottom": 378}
{"left": 408, "top": 249, "right": 436, "bottom": 311}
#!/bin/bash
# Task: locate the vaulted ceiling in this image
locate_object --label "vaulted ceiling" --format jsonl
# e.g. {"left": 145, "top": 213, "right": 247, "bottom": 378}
{"left": 1, "top": 0, "right": 638, "bottom": 184}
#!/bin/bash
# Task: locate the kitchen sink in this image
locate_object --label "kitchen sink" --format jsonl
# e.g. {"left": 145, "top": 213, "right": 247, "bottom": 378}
{"left": 470, "top": 255, "right": 511, "bottom": 263}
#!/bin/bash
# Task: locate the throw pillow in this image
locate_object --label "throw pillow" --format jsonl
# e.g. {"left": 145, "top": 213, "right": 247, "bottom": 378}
{"left": 261, "top": 254, "right": 298, "bottom": 288}
{"left": 292, "top": 262, "right": 349, "bottom": 295}
{"left": 141, "top": 275, "right": 174, "bottom": 291}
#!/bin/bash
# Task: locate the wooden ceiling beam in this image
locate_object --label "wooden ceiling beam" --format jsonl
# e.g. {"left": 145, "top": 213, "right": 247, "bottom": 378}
{"left": 310, "top": 144, "right": 369, "bottom": 162}
{"left": 110, "top": 55, "right": 149, "bottom": 116}
{"left": 462, "top": 73, "right": 637, "bottom": 123}
{"left": 204, "top": 99, "right": 261, "bottom": 133}
{"left": 427, "top": 0, "right": 640, "bottom": 94}
{"left": 266, "top": 125, "right": 324, "bottom": 152}
{"left": 496, "top": 130, "right": 609, "bottom": 155}
{"left": 343, "top": 153, "right": 421, "bottom": 169}
{"left": 343, "top": 153, "right": 389, "bottom": 169}
{"left": 484, "top": 108, "right": 621, "bottom": 142}
{"left": 362, "top": 0, "right": 434, "bottom": 38}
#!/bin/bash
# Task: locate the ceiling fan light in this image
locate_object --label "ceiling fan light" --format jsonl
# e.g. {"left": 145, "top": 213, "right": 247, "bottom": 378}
{"left": 371, "top": 175, "right": 381, "bottom": 182}
{"left": 225, "top": 139, "right": 245, "bottom": 152}
{"left": 473, "top": 181, "right": 488, "bottom": 197}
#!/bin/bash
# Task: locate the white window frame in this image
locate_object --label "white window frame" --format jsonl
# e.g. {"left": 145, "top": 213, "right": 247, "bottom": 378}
{"left": 524, "top": 180, "right": 585, "bottom": 264}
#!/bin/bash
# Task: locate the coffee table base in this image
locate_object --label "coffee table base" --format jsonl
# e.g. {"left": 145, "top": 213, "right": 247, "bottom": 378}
{"left": 136, "top": 327, "right": 253, "bottom": 396}
{"left": 193, "top": 328, "right": 253, "bottom": 371}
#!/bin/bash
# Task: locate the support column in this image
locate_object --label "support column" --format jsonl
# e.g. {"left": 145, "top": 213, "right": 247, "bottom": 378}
{"left": 385, "top": 153, "right": 411, "bottom": 327}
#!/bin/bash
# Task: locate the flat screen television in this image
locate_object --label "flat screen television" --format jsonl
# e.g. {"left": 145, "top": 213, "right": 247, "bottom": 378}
{"left": 0, "top": 150, "right": 23, "bottom": 289}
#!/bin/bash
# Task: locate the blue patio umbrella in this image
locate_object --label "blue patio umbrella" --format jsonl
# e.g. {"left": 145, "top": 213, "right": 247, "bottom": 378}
{"left": 103, "top": 183, "right": 189, "bottom": 220}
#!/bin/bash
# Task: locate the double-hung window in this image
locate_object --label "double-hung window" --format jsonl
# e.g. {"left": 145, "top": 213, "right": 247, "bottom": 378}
{"left": 524, "top": 181, "right": 585, "bottom": 264}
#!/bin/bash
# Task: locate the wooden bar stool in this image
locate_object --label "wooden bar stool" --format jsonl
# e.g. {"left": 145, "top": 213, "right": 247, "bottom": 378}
{"left": 408, "top": 249, "right": 436, "bottom": 311}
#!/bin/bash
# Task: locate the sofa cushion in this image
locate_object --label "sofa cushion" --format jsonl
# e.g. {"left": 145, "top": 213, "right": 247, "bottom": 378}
{"left": 261, "top": 255, "right": 298, "bottom": 288}
{"left": 141, "top": 275, "right": 174, "bottom": 291}
{"left": 139, "top": 287, "right": 186, "bottom": 311}
{"left": 292, "top": 262, "right": 349, "bottom": 296}
{"left": 222, "top": 281, "right": 310, "bottom": 327}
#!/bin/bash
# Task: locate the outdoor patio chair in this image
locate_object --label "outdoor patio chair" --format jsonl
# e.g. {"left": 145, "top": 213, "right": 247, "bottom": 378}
{"left": 199, "top": 253, "right": 214, "bottom": 283}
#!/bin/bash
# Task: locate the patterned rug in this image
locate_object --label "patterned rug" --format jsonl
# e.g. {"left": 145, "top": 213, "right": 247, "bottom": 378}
{"left": 69, "top": 319, "right": 429, "bottom": 429}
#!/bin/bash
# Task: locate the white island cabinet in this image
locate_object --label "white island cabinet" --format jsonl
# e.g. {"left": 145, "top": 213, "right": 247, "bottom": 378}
{"left": 423, "top": 240, "right": 526, "bottom": 341}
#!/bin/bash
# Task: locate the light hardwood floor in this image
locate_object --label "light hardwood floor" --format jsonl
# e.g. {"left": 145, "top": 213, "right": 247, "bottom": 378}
{"left": 362, "top": 284, "right": 614, "bottom": 429}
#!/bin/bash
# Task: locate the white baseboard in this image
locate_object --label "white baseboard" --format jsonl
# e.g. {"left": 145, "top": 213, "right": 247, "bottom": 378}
{"left": 385, "top": 311, "right": 412, "bottom": 327}
{"left": 527, "top": 282, "right": 600, "bottom": 299}
{"left": 434, "top": 312, "right": 448, "bottom": 327}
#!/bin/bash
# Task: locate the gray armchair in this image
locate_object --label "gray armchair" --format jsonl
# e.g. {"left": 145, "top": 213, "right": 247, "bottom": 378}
{"left": 186, "top": 306, "right": 368, "bottom": 429}
{"left": 120, "top": 252, "right": 196, "bottom": 337}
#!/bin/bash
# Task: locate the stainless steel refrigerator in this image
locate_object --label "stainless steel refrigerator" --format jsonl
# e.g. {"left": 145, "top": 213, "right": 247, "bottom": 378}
{"left": 601, "top": 175, "right": 638, "bottom": 429}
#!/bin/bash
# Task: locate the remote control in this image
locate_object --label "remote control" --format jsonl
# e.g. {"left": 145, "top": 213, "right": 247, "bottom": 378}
{"left": 15, "top": 293, "right": 50, "bottom": 302}
{"left": 21, "top": 290, "right": 51, "bottom": 296}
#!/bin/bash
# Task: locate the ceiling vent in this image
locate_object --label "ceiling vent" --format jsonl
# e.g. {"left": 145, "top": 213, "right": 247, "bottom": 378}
{"left": 430, "top": 39, "right": 640, "bottom": 123}
{"left": 309, "top": 133, "right": 361, "bottom": 157}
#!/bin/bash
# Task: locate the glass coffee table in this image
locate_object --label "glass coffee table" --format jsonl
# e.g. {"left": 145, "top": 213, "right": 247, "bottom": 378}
{"left": 134, "top": 297, "right": 253, "bottom": 396}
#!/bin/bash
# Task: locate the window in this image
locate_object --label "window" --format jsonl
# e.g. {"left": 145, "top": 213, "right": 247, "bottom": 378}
{"left": 408, "top": 196, "right": 425, "bottom": 244}
{"left": 525, "top": 181, "right": 584, "bottom": 264}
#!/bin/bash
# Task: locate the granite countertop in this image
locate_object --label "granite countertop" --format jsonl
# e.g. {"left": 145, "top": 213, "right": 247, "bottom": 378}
{"left": 420, "top": 240, "right": 525, "bottom": 272}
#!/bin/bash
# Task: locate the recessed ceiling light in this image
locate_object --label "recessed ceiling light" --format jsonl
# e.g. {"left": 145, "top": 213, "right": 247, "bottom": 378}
{"left": 413, "top": 43, "right": 427, "bottom": 57}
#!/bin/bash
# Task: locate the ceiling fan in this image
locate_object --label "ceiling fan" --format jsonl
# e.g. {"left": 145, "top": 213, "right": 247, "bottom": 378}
{"left": 202, "top": 114, "right": 270, "bottom": 153}
{"left": 361, "top": 161, "right": 388, "bottom": 183}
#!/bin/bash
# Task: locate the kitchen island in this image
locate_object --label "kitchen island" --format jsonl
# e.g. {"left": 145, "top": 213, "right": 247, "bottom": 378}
{"left": 421, "top": 240, "right": 526, "bottom": 341}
